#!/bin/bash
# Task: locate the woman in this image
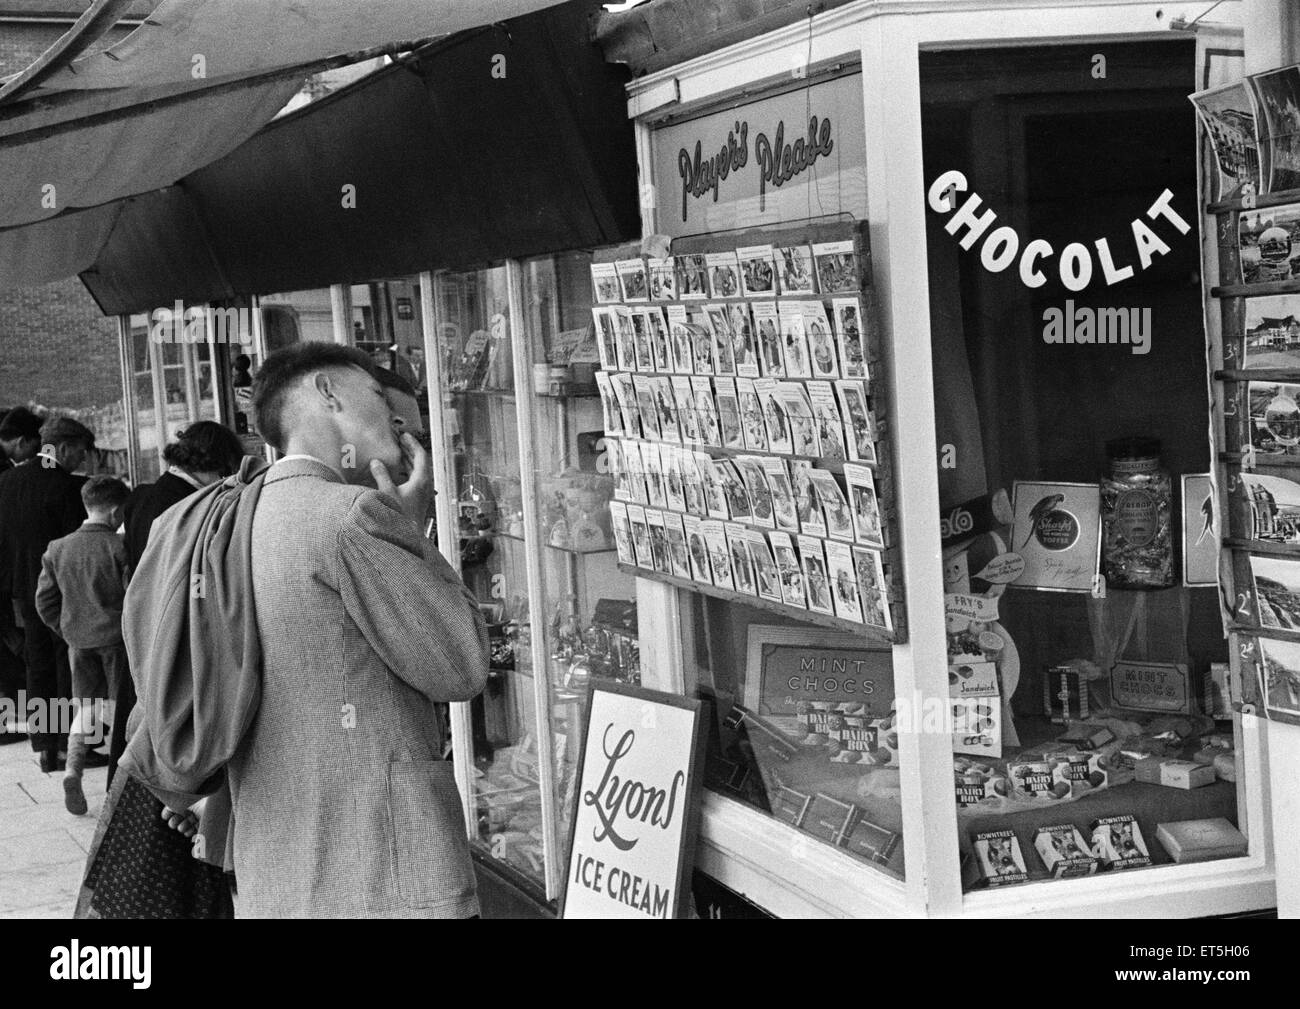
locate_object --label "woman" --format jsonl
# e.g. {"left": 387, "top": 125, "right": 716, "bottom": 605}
{"left": 77, "top": 421, "right": 244, "bottom": 919}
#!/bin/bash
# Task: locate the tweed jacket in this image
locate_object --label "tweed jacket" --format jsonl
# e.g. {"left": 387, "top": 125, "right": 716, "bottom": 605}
{"left": 0, "top": 460, "right": 86, "bottom": 602}
{"left": 231, "top": 457, "right": 489, "bottom": 919}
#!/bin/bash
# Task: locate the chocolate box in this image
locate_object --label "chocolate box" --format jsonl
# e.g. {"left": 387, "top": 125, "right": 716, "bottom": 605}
{"left": 1091, "top": 815, "right": 1152, "bottom": 870}
{"left": 1034, "top": 824, "right": 1099, "bottom": 879}
{"left": 1155, "top": 818, "right": 1247, "bottom": 864}
{"left": 1159, "top": 759, "right": 1216, "bottom": 790}
{"left": 974, "top": 829, "right": 1028, "bottom": 886}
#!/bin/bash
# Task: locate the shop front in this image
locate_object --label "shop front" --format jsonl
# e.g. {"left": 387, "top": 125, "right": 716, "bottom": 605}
{"left": 571, "top": 0, "right": 1296, "bottom": 918}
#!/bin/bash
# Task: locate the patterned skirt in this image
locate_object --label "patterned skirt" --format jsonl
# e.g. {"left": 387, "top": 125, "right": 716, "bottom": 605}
{"left": 75, "top": 773, "right": 234, "bottom": 919}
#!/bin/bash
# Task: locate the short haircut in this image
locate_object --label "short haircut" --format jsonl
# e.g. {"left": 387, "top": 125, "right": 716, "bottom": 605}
{"left": 163, "top": 421, "right": 245, "bottom": 477}
{"left": 251, "top": 342, "right": 375, "bottom": 452}
{"left": 39, "top": 416, "right": 95, "bottom": 450}
{"left": 81, "top": 475, "right": 130, "bottom": 511}
{"left": 374, "top": 366, "right": 417, "bottom": 399}
{"left": 0, "top": 406, "right": 44, "bottom": 442}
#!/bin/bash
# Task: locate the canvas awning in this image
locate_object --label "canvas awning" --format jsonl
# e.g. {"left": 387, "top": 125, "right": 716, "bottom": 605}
{"left": 0, "top": 0, "right": 641, "bottom": 312}
{"left": 0, "top": 0, "right": 569, "bottom": 229}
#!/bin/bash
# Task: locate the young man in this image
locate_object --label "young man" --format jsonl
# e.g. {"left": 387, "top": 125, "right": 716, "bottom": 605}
{"left": 35, "top": 476, "right": 131, "bottom": 814}
{"left": 0, "top": 416, "right": 94, "bottom": 770}
{"left": 131, "top": 344, "right": 489, "bottom": 918}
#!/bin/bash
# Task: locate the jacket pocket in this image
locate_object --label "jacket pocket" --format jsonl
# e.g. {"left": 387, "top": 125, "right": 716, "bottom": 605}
{"left": 387, "top": 760, "right": 477, "bottom": 910}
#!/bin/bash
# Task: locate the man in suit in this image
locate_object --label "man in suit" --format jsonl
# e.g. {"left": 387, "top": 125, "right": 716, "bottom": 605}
{"left": 230, "top": 343, "right": 488, "bottom": 917}
{"left": 0, "top": 407, "right": 44, "bottom": 738}
{"left": 0, "top": 416, "right": 94, "bottom": 769}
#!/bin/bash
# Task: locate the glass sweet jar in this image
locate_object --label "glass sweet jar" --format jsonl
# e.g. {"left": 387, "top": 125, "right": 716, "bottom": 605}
{"left": 1100, "top": 437, "right": 1174, "bottom": 589}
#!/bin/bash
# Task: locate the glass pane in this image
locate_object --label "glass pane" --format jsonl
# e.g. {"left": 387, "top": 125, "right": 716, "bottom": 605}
{"left": 920, "top": 42, "right": 1241, "bottom": 892}
{"left": 519, "top": 252, "right": 641, "bottom": 873}
{"left": 259, "top": 288, "right": 334, "bottom": 352}
{"left": 128, "top": 313, "right": 162, "bottom": 484}
{"left": 435, "top": 266, "right": 547, "bottom": 884}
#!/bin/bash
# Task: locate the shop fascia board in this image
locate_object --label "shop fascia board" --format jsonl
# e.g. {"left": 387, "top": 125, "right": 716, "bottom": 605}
{"left": 623, "top": 0, "right": 1245, "bottom": 118}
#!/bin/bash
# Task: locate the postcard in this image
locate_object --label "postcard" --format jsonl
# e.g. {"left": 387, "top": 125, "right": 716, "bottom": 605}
{"left": 735, "top": 377, "right": 769, "bottom": 452}
{"left": 812, "top": 240, "right": 859, "bottom": 294}
{"left": 725, "top": 523, "right": 757, "bottom": 595}
{"left": 825, "top": 540, "right": 864, "bottom": 622}
{"left": 779, "top": 382, "right": 821, "bottom": 457}
{"left": 646, "top": 508, "right": 670, "bottom": 574}
{"left": 643, "top": 306, "right": 672, "bottom": 372}
{"left": 756, "top": 377, "right": 792, "bottom": 454}
{"left": 836, "top": 380, "right": 877, "bottom": 464}
{"left": 776, "top": 245, "right": 816, "bottom": 296}
{"left": 1240, "top": 204, "right": 1300, "bottom": 287}
{"left": 662, "top": 445, "right": 687, "bottom": 513}
{"left": 648, "top": 256, "right": 677, "bottom": 301}
{"left": 716, "top": 458, "right": 752, "bottom": 523}
{"left": 702, "top": 520, "right": 734, "bottom": 590}
{"left": 640, "top": 441, "right": 666, "bottom": 509}
{"left": 769, "top": 531, "right": 806, "bottom": 608}
{"left": 832, "top": 297, "right": 869, "bottom": 380}
{"left": 650, "top": 375, "right": 680, "bottom": 443}
{"left": 666, "top": 305, "right": 694, "bottom": 374}
{"left": 1181, "top": 473, "right": 1218, "bottom": 588}
{"left": 1257, "top": 636, "right": 1300, "bottom": 718}
{"left": 663, "top": 511, "right": 693, "bottom": 579}
{"left": 1240, "top": 471, "right": 1300, "bottom": 543}
{"left": 706, "top": 251, "right": 742, "bottom": 299}
{"left": 612, "top": 306, "right": 638, "bottom": 372}
{"left": 592, "top": 308, "right": 618, "bottom": 371}
{"left": 687, "top": 305, "right": 717, "bottom": 374}
{"left": 690, "top": 376, "right": 721, "bottom": 447}
{"left": 778, "top": 300, "right": 812, "bottom": 378}
{"left": 683, "top": 514, "right": 713, "bottom": 585}
{"left": 676, "top": 253, "right": 709, "bottom": 300}
{"left": 595, "top": 371, "right": 622, "bottom": 436}
{"left": 609, "top": 372, "right": 641, "bottom": 439}
{"left": 621, "top": 438, "right": 648, "bottom": 505}
{"left": 630, "top": 309, "right": 655, "bottom": 371}
{"left": 714, "top": 377, "right": 744, "bottom": 449}
{"left": 632, "top": 375, "right": 662, "bottom": 441}
{"left": 671, "top": 376, "right": 699, "bottom": 445}
{"left": 1249, "top": 65, "right": 1300, "bottom": 194}
{"left": 852, "top": 546, "right": 893, "bottom": 633}
{"left": 843, "top": 463, "right": 885, "bottom": 548}
{"left": 1009, "top": 480, "right": 1102, "bottom": 594}
{"left": 609, "top": 501, "right": 635, "bottom": 566}
{"left": 807, "top": 381, "right": 847, "bottom": 460}
{"left": 706, "top": 304, "right": 737, "bottom": 376}
{"left": 745, "top": 529, "right": 784, "bottom": 602}
{"left": 695, "top": 451, "right": 730, "bottom": 520}
{"left": 804, "top": 302, "right": 839, "bottom": 379}
{"left": 591, "top": 262, "right": 622, "bottom": 305}
{"left": 808, "top": 468, "right": 855, "bottom": 542}
{"left": 763, "top": 457, "right": 800, "bottom": 533}
{"left": 1250, "top": 554, "right": 1300, "bottom": 629}
{"left": 798, "top": 534, "right": 835, "bottom": 615}
{"left": 735, "top": 455, "right": 776, "bottom": 529}
{"left": 679, "top": 447, "right": 707, "bottom": 516}
{"left": 1243, "top": 295, "right": 1300, "bottom": 370}
{"left": 627, "top": 503, "right": 652, "bottom": 568}
{"left": 728, "top": 303, "right": 760, "bottom": 377}
{"left": 753, "top": 301, "right": 784, "bottom": 378}
{"left": 1190, "top": 80, "right": 1261, "bottom": 202}
{"left": 791, "top": 460, "right": 826, "bottom": 536}
{"left": 616, "top": 258, "right": 650, "bottom": 303}
{"left": 1249, "top": 380, "right": 1300, "bottom": 457}
{"left": 738, "top": 244, "right": 778, "bottom": 298}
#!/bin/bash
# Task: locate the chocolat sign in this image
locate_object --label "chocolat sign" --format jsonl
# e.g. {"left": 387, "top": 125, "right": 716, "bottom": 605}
{"left": 744, "top": 625, "right": 893, "bottom": 717}
{"left": 561, "top": 682, "right": 704, "bottom": 920}
{"left": 651, "top": 74, "right": 867, "bottom": 237}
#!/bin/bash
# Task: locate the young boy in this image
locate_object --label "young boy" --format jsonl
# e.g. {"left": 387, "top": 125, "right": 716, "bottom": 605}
{"left": 35, "top": 475, "right": 131, "bottom": 814}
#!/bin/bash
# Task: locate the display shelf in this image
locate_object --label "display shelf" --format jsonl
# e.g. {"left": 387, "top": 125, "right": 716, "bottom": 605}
{"left": 451, "top": 387, "right": 601, "bottom": 401}
{"left": 610, "top": 434, "right": 889, "bottom": 480}
{"left": 1218, "top": 450, "right": 1300, "bottom": 467}
{"left": 1228, "top": 622, "right": 1300, "bottom": 644}
{"left": 491, "top": 529, "right": 617, "bottom": 555}
{"left": 617, "top": 562, "right": 896, "bottom": 645}
{"left": 1211, "top": 280, "right": 1300, "bottom": 299}
{"left": 1207, "top": 191, "right": 1300, "bottom": 214}
{"left": 1223, "top": 537, "right": 1300, "bottom": 557}
{"left": 1215, "top": 368, "right": 1300, "bottom": 383}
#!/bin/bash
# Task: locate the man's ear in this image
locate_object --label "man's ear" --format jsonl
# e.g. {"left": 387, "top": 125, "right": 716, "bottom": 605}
{"left": 311, "top": 371, "right": 341, "bottom": 412}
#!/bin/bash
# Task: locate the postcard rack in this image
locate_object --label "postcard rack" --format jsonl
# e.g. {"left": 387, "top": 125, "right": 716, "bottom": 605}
{"left": 1207, "top": 186, "right": 1300, "bottom": 728}
{"left": 591, "top": 219, "right": 908, "bottom": 644}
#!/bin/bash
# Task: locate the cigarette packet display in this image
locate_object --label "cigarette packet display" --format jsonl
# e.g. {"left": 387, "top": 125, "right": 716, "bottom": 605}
{"left": 1090, "top": 815, "right": 1152, "bottom": 870}
{"left": 973, "top": 829, "right": 1029, "bottom": 886}
{"left": 1033, "top": 824, "right": 1099, "bottom": 879}
{"left": 769, "top": 786, "right": 812, "bottom": 828}
{"left": 803, "top": 792, "right": 859, "bottom": 846}
{"left": 844, "top": 817, "right": 899, "bottom": 865}
{"left": 1155, "top": 818, "right": 1247, "bottom": 864}
{"left": 1158, "top": 759, "right": 1216, "bottom": 790}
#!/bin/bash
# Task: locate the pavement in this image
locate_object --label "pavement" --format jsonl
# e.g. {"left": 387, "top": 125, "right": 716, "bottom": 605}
{"left": 0, "top": 737, "right": 106, "bottom": 919}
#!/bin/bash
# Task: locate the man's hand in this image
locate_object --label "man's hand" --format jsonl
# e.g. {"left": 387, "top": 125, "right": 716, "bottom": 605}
{"left": 370, "top": 432, "right": 433, "bottom": 526}
{"left": 161, "top": 804, "right": 199, "bottom": 838}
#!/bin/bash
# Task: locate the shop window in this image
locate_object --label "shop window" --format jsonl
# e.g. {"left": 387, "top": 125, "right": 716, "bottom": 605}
{"left": 921, "top": 41, "right": 1244, "bottom": 890}
{"left": 259, "top": 289, "right": 334, "bottom": 351}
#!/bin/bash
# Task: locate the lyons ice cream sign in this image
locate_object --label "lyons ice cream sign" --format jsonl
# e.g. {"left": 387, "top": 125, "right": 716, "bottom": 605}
{"left": 927, "top": 170, "right": 1193, "bottom": 356}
